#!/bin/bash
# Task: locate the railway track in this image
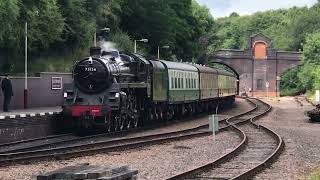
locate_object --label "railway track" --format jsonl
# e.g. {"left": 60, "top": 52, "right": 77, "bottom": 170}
{"left": 0, "top": 99, "right": 257, "bottom": 167}
{"left": 0, "top": 133, "right": 77, "bottom": 154}
{"left": 0, "top": 117, "right": 228, "bottom": 154}
{"left": 0, "top": 100, "right": 255, "bottom": 154}
{"left": 0, "top": 117, "right": 215, "bottom": 154}
{"left": 167, "top": 98, "right": 284, "bottom": 180}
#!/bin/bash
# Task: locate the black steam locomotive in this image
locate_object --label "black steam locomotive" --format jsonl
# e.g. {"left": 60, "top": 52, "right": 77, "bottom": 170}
{"left": 62, "top": 47, "right": 238, "bottom": 132}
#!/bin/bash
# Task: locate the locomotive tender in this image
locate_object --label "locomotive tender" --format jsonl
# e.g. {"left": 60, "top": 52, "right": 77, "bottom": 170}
{"left": 62, "top": 47, "right": 237, "bottom": 132}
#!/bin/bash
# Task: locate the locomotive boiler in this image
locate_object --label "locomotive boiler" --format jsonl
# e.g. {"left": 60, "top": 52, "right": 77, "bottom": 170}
{"left": 62, "top": 47, "right": 238, "bottom": 133}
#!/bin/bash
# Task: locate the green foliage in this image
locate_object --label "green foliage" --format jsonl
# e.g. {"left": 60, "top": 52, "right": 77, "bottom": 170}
{"left": 0, "top": 0, "right": 20, "bottom": 48}
{"left": 57, "top": 0, "right": 96, "bottom": 48}
{"left": 280, "top": 67, "right": 304, "bottom": 96}
{"left": 214, "top": 7, "right": 310, "bottom": 51}
{"left": 120, "top": 0, "right": 213, "bottom": 61}
{"left": 302, "top": 32, "right": 320, "bottom": 64}
{"left": 299, "top": 32, "right": 320, "bottom": 92}
{"left": 22, "top": 0, "right": 65, "bottom": 51}
{"left": 281, "top": 32, "right": 320, "bottom": 96}
{"left": 306, "top": 168, "right": 320, "bottom": 180}
{"left": 1, "top": 0, "right": 214, "bottom": 73}
{"left": 109, "top": 31, "right": 134, "bottom": 53}
{"left": 289, "top": 5, "right": 320, "bottom": 50}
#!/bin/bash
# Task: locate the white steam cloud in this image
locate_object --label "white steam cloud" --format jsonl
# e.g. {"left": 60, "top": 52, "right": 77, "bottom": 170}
{"left": 99, "top": 40, "right": 118, "bottom": 52}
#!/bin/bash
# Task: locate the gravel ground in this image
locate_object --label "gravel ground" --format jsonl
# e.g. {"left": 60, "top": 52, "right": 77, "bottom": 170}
{"left": 253, "top": 97, "right": 320, "bottom": 180}
{"left": 130, "top": 98, "right": 253, "bottom": 136}
{"left": 0, "top": 132, "right": 240, "bottom": 180}
{"left": 0, "top": 98, "right": 252, "bottom": 180}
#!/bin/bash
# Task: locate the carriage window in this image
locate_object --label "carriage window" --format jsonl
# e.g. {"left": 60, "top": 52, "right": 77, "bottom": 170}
{"left": 193, "top": 78, "right": 195, "bottom": 88}
{"left": 175, "top": 78, "right": 177, "bottom": 89}
{"left": 171, "top": 76, "right": 173, "bottom": 89}
{"left": 186, "top": 78, "right": 188, "bottom": 89}
{"left": 181, "top": 78, "right": 183, "bottom": 88}
{"left": 204, "top": 76, "right": 208, "bottom": 89}
{"left": 187, "top": 78, "right": 190, "bottom": 88}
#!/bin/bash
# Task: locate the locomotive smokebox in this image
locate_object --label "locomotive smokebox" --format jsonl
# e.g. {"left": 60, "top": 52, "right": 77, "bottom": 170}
{"left": 90, "top": 47, "right": 102, "bottom": 57}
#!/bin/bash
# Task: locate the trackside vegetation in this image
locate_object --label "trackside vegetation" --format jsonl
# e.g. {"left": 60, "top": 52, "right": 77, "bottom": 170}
{"left": 0, "top": 0, "right": 214, "bottom": 73}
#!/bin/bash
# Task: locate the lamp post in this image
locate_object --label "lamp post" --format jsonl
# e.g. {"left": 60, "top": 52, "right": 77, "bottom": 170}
{"left": 24, "top": 11, "right": 39, "bottom": 109}
{"left": 24, "top": 21, "right": 28, "bottom": 109}
{"left": 134, "top": 39, "right": 148, "bottom": 53}
{"left": 157, "top": 45, "right": 170, "bottom": 60}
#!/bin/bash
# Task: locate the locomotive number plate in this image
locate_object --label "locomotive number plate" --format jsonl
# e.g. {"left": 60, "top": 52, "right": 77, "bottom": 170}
{"left": 85, "top": 67, "right": 97, "bottom": 72}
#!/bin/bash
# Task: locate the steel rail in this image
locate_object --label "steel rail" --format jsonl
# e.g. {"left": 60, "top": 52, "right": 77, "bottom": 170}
{"left": 166, "top": 98, "right": 284, "bottom": 180}
{"left": 0, "top": 99, "right": 257, "bottom": 154}
{"left": 0, "top": 99, "right": 257, "bottom": 167}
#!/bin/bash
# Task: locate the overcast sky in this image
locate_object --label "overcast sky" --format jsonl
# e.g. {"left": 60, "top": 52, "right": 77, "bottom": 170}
{"left": 196, "top": 0, "right": 318, "bottom": 18}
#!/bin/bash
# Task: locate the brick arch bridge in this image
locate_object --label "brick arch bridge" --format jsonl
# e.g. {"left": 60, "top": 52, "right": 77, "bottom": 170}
{"left": 209, "top": 33, "right": 301, "bottom": 97}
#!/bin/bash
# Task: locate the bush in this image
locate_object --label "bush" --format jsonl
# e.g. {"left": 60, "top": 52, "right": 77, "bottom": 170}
{"left": 109, "top": 31, "right": 134, "bottom": 53}
{"left": 281, "top": 32, "right": 320, "bottom": 96}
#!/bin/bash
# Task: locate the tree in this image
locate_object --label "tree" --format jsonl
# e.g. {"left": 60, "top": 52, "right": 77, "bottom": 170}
{"left": 57, "top": 0, "right": 95, "bottom": 49}
{"left": 86, "top": 0, "right": 122, "bottom": 31}
{"left": 0, "top": 0, "right": 20, "bottom": 49}
{"left": 229, "top": 12, "right": 239, "bottom": 17}
{"left": 298, "top": 32, "right": 320, "bottom": 91}
{"left": 21, "top": 0, "right": 65, "bottom": 51}
{"left": 109, "top": 31, "right": 133, "bottom": 53}
{"left": 289, "top": 5, "right": 320, "bottom": 50}
{"left": 280, "top": 67, "right": 304, "bottom": 96}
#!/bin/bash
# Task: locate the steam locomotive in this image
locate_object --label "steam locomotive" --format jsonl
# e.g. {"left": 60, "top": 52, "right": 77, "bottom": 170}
{"left": 62, "top": 47, "right": 238, "bottom": 132}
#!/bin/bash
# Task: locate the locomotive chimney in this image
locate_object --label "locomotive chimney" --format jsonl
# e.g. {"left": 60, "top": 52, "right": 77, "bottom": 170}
{"left": 90, "top": 47, "right": 102, "bottom": 57}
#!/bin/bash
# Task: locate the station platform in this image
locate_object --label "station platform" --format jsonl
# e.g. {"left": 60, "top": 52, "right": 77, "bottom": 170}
{"left": 0, "top": 107, "right": 63, "bottom": 144}
{"left": 0, "top": 107, "right": 62, "bottom": 120}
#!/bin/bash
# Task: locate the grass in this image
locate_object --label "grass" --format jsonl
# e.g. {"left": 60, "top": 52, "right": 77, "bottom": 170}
{"left": 305, "top": 90, "right": 316, "bottom": 104}
{"left": 306, "top": 168, "right": 320, "bottom": 180}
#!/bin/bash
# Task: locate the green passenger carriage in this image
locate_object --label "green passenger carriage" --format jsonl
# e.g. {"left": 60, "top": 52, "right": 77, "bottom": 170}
{"left": 160, "top": 61, "right": 200, "bottom": 103}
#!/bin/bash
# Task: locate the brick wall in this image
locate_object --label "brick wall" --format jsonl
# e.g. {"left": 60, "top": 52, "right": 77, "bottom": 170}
{"left": 211, "top": 33, "right": 302, "bottom": 97}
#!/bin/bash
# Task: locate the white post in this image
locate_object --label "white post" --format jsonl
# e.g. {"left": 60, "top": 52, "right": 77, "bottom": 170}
{"left": 157, "top": 46, "right": 160, "bottom": 60}
{"left": 134, "top": 40, "right": 137, "bottom": 53}
{"left": 25, "top": 21, "right": 28, "bottom": 90}
{"left": 24, "top": 21, "right": 28, "bottom": 109}
{"left": 209, "top": 115, "right": 219, "bottom": 138}
{"left": 316, "top": 90, "right": 320, "bottom": 103}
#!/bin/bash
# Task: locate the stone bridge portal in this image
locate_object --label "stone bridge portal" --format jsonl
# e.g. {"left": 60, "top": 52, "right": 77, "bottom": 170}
{"left": 210, "top": 33, "right": 301, "bottom": 97}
